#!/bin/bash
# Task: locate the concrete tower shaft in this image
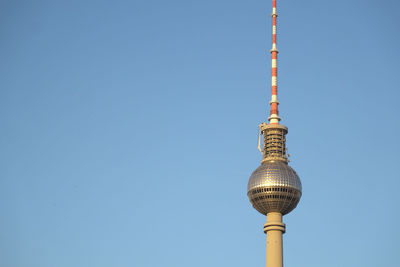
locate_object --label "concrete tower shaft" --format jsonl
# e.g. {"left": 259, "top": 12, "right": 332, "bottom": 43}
{"left": 264, "top": 213, "right": 285, "bottom": 267}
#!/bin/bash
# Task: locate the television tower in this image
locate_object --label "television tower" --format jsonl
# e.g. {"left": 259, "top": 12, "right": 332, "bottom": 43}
{"left": 247, "top": 0, "right": 302, "bottom": 267}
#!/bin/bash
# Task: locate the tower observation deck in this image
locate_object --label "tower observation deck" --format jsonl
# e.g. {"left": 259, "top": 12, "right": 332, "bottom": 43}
{"left": 247, "top": 1, "right": 302, "bottom": 267}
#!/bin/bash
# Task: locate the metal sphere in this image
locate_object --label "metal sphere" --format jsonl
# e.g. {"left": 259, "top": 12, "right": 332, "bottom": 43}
{"left": 247, "top": 161, "right": 302, "bottom": 215}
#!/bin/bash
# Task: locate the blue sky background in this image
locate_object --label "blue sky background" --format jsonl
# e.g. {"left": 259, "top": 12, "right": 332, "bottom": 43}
{"left": 1, "top": 0, "right": 400, "bottom": 266}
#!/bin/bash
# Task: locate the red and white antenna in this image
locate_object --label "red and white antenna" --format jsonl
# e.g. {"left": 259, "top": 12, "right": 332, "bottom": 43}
{"left": 268, "top": 0, "right": 280, "bottom": 125}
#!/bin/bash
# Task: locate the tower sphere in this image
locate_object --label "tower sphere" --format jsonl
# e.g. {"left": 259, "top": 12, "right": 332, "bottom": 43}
{"left": 247, "top": 161, "right": 302, "bottom": 215}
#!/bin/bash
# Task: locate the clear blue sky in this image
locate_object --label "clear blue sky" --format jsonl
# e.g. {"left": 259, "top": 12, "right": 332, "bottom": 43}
{"left": 1, "top": 0, "right": 399, "bottom": 266}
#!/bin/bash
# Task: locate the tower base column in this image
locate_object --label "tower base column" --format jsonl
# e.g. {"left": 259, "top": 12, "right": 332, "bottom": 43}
{"left": 264, "top": 212, "right": 286, "bottom": 267}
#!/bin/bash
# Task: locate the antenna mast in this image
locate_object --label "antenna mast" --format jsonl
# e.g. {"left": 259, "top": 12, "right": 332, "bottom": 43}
{"left": 259, "top": 0, "right": 288, "bottom": 163}
{"left": 268, "top": 0, "right": 280, "bottom": 124}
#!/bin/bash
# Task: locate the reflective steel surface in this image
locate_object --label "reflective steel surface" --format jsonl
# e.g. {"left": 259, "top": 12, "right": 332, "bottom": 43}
{"left": 247, "top": 161, "right": 302, "bottom": 215}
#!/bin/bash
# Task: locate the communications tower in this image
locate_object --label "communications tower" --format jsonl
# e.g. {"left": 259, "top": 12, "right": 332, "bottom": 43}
{"left": 247, "top": 1, "right": 302, "bottom": 267}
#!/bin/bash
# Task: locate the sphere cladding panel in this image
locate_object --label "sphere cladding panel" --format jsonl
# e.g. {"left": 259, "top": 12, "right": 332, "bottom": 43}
{"left": 247, "top": 161, "right": 302, "bottom": 215}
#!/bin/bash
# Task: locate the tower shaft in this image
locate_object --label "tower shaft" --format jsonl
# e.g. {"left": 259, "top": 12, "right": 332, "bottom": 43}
{"left": 264, "top": 212, "right": 285, "bottom": 267}
{"left": 269, "top": 0, "right": 280, "bottom": 124}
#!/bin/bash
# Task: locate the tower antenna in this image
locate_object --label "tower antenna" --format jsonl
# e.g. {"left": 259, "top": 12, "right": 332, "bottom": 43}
{"left": 268, "top": 0, "right": 280, "bottom": 124}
